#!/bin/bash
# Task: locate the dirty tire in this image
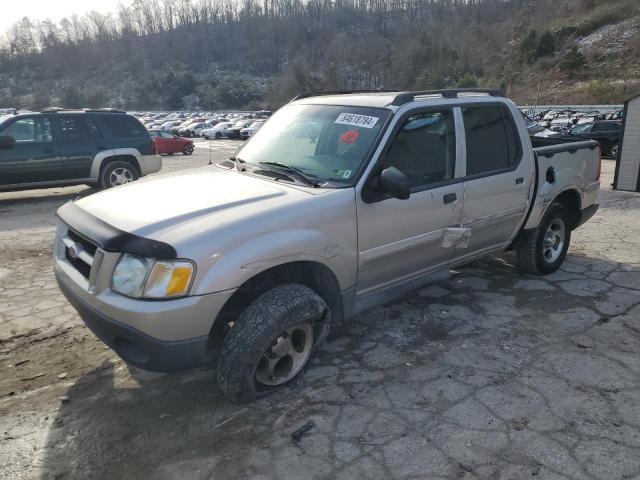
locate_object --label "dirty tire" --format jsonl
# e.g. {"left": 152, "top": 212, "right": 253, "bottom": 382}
{"left": 99, "top": 160, "right": 139, "bottom": 189}
{"left": 217, "top": 284, "right": 330, "bottom": 403}
{"left": 516, "top": 202, "right": 571, "bottom": 275}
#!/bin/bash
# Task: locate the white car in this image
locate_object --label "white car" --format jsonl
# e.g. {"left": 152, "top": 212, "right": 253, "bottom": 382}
{"left": 240, "top": 121, "right": 264, "bottom": 139}
{"left": 160, "top": 121, "right": 181, "bottom": 131}
{"left": 202, "top": 122, "right": 232, "bottom": 139}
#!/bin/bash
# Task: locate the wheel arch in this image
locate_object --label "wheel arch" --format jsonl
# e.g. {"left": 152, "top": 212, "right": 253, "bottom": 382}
{"left": 207, "top": 260, "right": 343, "bottom": 348}
{"left": 550, "top": 188, "right": 581, "bottom": 229}
{"left": 90, "top": 149, "right": 142, "bottom": 178}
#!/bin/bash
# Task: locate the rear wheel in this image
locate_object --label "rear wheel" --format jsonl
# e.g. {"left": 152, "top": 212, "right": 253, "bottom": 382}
{"left": 183, "top": 144, "right": 194, "bottom": 155}
{"left": 516, "top": 203, "right": 571, "bottom": 275}
{"left": 215, "top": 132, "right": 222, "bottom": 139}
{"left": 610, "top": 143, "right": 619, "bottom": 159}
{"left": 217, "top": 284, "right": 330, "bottom": 403}
{"left": 99, "top": 160, "right": 139, "bottom": 189}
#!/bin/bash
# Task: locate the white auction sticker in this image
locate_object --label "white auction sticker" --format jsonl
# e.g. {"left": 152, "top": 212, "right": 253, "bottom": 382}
{"left": 335, "top": 113, "right": 379, "bottom": 129}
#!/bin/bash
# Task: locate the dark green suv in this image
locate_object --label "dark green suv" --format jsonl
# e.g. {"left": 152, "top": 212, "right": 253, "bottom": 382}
{"left": 0, "top": 109, "right": 162, "bottom": 191}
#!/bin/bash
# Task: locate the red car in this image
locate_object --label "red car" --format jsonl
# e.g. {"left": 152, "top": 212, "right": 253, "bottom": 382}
{"left": 149, "top": 130, "right": 194, "bottom": 155}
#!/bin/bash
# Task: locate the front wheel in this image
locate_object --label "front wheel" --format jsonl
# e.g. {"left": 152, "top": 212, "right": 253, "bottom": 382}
{"left": 217, "top": 284, "right": 331, "bottom": 403}
{"left": 214, "top": 132, "right": 222, "bottom": 139}
{"left": 515, "top": 203, "right": 571, "bottom": 275}
{"left": 183, "top": 144, "right": 194, "bottom": 155}
{"left": 99, "top": 161, "right": 139, "bottom": 189}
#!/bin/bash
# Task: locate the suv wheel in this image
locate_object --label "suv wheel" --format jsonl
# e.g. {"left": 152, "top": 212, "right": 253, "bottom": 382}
{"left": 217, "top": 284, "right": 331, "bottom": 403}
{"left": 611, "top": 143, "right": 619, "bottom": 159}
{"left": 183, "top": 144, "right": 194, "bottom": 155}
{"left": 100, "top": 161, "right": 139, "bottom": 189}
{"left": 515, "top": 202, "right": 571, "bottom": 275}
{"left": 215, "top": 132, "right": 222, "bottom": 139}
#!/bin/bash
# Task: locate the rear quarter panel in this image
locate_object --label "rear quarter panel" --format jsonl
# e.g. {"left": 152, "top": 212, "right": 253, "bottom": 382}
{"left": 524, "top": 141, "right": 600, "bottom": 230}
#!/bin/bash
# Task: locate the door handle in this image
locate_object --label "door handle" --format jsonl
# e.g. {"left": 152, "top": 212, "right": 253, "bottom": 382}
{"left": 443, "top": 193, "right": 457, "bottom": 204}
{"left": 96, "top": 145, "right": 108, "bottom": 150}
{"left": 43, "top": 149, "right": 55, "bottom": 154}
{"left": 515, "top": 177, "right": 524, "bottom": 184}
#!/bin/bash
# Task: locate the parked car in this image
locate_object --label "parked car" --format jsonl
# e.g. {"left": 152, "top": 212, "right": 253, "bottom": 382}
{"left": 240, "top": 121, "right": 264, "bottom": 139}
{"left": 160, "top": 120, "right": 182, "bottom": 131}
{"left": 0, "top": 109, "right": 161, "bottom": 191}
{"left": 202, "top": 122, "right": 232, "bottom": 139}
{"left": 226, "top": 120, "right": 253, "bottom": 139}
{"left": 534, "top": 120, "right": 621, "bottom": 158}
{"left": 54, "top": 89, "right": 600, "bottom": 402}
{"left": 149, "top": 130, "right": 194, "bottom": 155}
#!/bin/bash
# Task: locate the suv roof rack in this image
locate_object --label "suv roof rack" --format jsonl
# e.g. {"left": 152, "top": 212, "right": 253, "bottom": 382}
{"left": 290, "top": 90, "right": 398, "bottom": 102}
{"left": 40, "top": 107, "right": 126, "bottom": 113}
{"left": 390, "top": 89, "right": 504, "bottom": 106}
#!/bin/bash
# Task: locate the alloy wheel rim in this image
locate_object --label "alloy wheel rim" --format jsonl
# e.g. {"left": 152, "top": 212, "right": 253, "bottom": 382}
{"left": 255, "top": 322, "right": 314, "bottom": 386}
{"left": 109, "top": 167, "right": 134, "bottom": 186}
{"left": 542, "top": 218, "right": 565, "bottom": 263}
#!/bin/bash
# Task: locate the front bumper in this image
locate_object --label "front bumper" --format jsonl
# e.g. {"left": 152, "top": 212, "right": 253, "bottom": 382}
{"left": 55, "top": 253, "right": 236, "bottom": 372}
{"left": 58, "top": 277, "right": 211, "bottom": 372}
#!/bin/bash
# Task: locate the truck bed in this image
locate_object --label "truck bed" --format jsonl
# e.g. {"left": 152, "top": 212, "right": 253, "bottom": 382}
{"left": 523, "top": 140, "right": 601, "bottom": 230}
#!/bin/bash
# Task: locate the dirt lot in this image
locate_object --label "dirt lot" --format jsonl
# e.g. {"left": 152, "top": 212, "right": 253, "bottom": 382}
{"left": 1, "top": 147, "right": 640, "bottom": 480}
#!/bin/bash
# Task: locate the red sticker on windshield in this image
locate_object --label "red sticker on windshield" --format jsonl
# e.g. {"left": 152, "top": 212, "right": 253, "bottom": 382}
{"left": 340, "top": 130, "right": 360, "bottom": 144}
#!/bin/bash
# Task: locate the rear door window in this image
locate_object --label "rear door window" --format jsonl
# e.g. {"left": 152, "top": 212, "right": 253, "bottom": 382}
{"left": 59, "top": 117, "right": 90, "bottom": 141}
{"left": 462, "top": 105, "right": 521, "bottom": 176}
{"left": 594, "top": 122, "right": 620, "bottom": 132}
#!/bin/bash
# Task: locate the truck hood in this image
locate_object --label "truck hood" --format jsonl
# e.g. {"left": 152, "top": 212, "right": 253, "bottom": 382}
{"left": 75, "top": 167, "right": 313, "bottom": 238}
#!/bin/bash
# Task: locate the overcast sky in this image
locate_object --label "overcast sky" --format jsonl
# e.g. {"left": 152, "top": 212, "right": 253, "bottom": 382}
{"left": 1, "top": 0, "right": 128, "bottom": 35}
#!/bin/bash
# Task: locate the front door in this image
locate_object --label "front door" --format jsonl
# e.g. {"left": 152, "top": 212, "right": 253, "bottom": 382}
{"left": 456, "top": 104, "right": 532, "bottom": 263}
{"left": 0, "top": 115, "right": 58, "bottom": 187}
{"left": 356, "top": 108, "right": 464, "bottom": 295}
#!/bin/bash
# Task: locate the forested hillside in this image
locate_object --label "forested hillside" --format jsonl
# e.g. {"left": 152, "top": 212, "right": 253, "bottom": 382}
{"left": 1, "top": 0, "right": 639, "bottom": 110}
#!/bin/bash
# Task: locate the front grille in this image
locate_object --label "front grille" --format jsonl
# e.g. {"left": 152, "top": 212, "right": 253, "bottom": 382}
{"left": 63, "top": 229, "right": 98, "bottom": 280}
{"left": 67, "top": 229, "right": 98, "bottom": 256}
{"left": 65, "top": 248, "right": 91, "bottom": 278}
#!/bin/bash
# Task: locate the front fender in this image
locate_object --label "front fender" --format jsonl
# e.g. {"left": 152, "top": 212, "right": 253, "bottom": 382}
{"left": 192, "top": 229, "right": 357, "bottom": 295}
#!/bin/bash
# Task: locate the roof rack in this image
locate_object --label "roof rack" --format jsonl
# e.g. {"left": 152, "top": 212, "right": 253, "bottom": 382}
{"left": 40, "top": 107, "right": 126, "bottom": 113}
{"left": 290, "top": 90, "right": 398, "bottom": 102}
{"left": 390, "top": 89, "right": 504, "bottom": 106}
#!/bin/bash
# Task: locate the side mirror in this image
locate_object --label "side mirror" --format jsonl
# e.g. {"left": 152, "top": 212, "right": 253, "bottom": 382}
{"left": 0, "top": 135, "right": 15, "bottom": 149}
{"left": 378, "top": 167, "right": 410, "bottom": 200}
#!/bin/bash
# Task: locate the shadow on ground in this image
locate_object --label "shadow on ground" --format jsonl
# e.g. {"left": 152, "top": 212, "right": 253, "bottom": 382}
{"left": 37, "top": 254, "right": 640, "bottom": 479}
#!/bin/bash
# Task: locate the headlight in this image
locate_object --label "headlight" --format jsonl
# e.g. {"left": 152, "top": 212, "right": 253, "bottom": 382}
{"left": 111, "top": 254, "right": 195, "bottom": 299}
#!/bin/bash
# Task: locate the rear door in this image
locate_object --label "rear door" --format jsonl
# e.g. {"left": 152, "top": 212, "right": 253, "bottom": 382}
{"left": 0, "top": 115, "right": 59, "bottom": 186}
{"left": 356, "top": 107, "right": 464, "bottom": 295}
{"left": 455, "top": 104, "right": 532, "bottom": 263}
{"left": 55, "top": 114, "right": 109, "bottom": 180}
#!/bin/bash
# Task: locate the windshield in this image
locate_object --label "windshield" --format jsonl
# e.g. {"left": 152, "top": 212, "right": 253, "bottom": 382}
{"left": 237, "top": 104, "right": 390, "bottom": 185}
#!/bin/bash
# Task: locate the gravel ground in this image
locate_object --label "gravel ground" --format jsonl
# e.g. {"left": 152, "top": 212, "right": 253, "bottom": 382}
{"left": 1, "top": 147, "right": 639, "bottom": 480}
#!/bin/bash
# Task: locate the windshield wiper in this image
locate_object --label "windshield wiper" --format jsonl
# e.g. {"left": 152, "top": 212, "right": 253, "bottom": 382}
{"left": 258, "top": 161, "right": 321, "bottom": 188}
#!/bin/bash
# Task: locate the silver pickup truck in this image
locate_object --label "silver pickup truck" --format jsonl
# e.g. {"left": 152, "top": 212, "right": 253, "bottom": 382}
{"left": 54, "top": 89, "right": 600, "bottom": 402}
